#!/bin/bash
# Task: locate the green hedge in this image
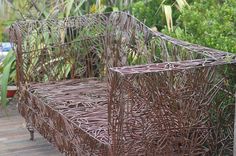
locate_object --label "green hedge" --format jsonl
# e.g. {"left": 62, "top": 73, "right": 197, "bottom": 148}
{"left": 163, "top": 0, "right": 236, "bottom": 53}
{"left": 131, "top": 0, "right": 181, "bottom": 31}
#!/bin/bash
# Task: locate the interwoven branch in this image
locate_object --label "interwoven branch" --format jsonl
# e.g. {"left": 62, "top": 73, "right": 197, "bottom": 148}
{"left": 10, "top": 12, "right": 236, "bottom": 156}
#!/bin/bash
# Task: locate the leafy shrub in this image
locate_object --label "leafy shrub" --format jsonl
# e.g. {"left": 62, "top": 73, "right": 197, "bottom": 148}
{"left": 131, "top": 0, "right": 180, "bottom": 30}
{"left": 163, "top": 0, "right": 236, "bottom": 53}
{"left": 131, "top": 0, "right": 194, "bottom": 31}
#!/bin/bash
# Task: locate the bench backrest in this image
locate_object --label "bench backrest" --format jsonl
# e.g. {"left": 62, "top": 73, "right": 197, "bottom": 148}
{"left": 10, "top": 12, "right": 209, "bottom": 86}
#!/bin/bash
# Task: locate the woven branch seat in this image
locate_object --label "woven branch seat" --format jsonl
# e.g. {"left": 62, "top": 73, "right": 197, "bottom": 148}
{"left": 10, "top": 12, "right": 236, "bottom": 155}
{"left": 19, "top": 78, "right": 110, "bottom": 155}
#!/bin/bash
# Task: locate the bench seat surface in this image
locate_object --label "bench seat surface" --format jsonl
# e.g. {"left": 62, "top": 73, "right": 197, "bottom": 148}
{"left": 18, "top": 78, "right": 110, "bottom": 155}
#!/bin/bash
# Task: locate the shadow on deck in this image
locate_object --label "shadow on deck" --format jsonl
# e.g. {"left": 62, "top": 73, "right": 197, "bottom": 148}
{"left": 0, "top": 99, "right": 62, "bottom": 156}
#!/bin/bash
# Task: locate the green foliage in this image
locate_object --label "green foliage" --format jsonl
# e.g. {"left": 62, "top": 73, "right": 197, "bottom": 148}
{"left": 132, "top": 1, "right": 160, "bottom": 28}
{"left": 131, "top": 0, "right": 192, "bottom": 31}
{"left": 163, "top": 0, "right": 236, "bottom": 53}
{"left": 0, "top": 50, "right": 16, "bottom": 107}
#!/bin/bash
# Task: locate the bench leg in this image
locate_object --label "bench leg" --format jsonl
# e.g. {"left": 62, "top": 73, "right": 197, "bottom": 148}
{"left": 26, "top": 122, "right": 34, "bottom": 140}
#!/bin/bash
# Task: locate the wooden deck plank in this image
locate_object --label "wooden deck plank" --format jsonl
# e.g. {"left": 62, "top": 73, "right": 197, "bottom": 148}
{"left": 0, "top": 102, "right": 63, "bottom": 156}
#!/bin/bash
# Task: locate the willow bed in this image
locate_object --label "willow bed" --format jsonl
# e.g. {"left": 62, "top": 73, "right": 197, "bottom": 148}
{"left": 10, "top": 12, "right": 236, "bottom": 155}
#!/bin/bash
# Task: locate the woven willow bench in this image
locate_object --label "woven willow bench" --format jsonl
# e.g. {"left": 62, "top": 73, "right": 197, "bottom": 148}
{"left": 10, "top": 12, "right": 236, "bottom": 155}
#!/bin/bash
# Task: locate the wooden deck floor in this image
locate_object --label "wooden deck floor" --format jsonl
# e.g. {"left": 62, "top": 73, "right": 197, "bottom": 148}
{"left": 0, "top": 101, "right": 62, "bottom": 156}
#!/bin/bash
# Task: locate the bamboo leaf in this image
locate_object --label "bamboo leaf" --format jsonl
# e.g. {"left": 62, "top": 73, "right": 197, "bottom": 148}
{"left": 96, "top": 0, "right": 101, "bottom": 11}
{"left": 163, "top": 5, "right": 173, "bottom": 32}
{"left": 65, "top": 0, "right": 74, "bottom": 17}
{"left": 1, "top": 57, "right": 15, "bottom": 107}
{"left": 175, "top": 0, "right": 189, "bottom": 11}
{"left": 0, "top": 50, "right": 15, "bottom": 72}
{"left": 155, "top": 0, "right": 166, "bottom": 15}
{"left": 74, "top": 0, "right": 86, "bottom": 15}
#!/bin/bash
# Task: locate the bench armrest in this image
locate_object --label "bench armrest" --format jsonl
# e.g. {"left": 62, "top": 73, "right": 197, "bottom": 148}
{"left": 108, "top": 57, "right": 236, "bottom": 155}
